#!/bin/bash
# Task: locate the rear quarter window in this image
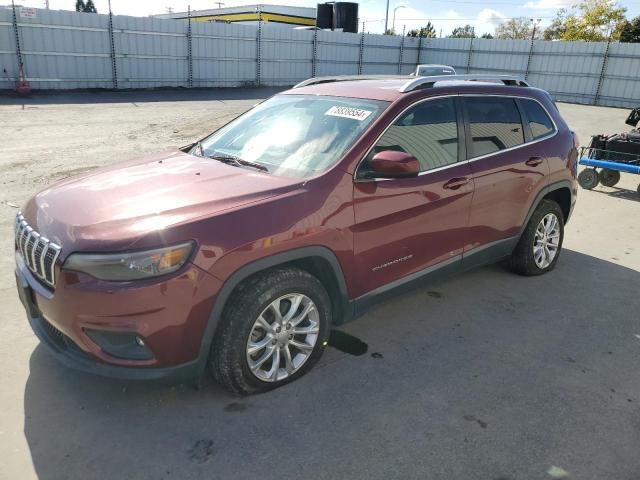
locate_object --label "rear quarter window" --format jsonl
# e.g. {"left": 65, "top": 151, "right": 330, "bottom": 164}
{"left": 520, "top": 98, "right": 556, "bottom": 140}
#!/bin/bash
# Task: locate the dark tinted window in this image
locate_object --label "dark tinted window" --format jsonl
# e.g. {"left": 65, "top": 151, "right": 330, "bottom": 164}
{"left": 417, "top": 66, "right": 455, "bottom": 76}
{"left": 465, "top": 97, "right": 524, "bottom": 157}
{"left": 521, "top": 98, "right": 555, "bottom": 139}
{"left": 368, "top": 98, "right": 458, "bottom": 173}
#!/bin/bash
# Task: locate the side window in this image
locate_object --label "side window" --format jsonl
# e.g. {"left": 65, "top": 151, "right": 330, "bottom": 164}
{"left": 521, "top": 98, "right": 555, "bottom": 140}
{"left": 366, "top": 98, "right": 459, "bottom": 174}
{"left": 464, "top": 97, "right": 524, "bottom": 158}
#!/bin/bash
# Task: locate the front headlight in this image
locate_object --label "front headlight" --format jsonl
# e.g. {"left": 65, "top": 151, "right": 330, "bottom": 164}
{"left": 63, "top": 242, "right": 194, "bottom": 281}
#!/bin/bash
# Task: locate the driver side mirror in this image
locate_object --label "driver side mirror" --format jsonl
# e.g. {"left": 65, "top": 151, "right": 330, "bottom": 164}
{"left": 367, "top": 150, "right": 420, "bottom": 179}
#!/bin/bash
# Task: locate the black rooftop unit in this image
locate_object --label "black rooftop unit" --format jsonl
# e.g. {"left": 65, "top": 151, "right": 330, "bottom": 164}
{"left": 316, "top": 2, "right": 359, "bottom": 33}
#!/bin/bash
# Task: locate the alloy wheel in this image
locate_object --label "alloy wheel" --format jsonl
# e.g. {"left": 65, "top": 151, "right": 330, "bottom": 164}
{"left": 246, "top": 294, "right": 319, "bottom": 382}
{"left": 533, "top": 212, "right": 560, "bottom": 269}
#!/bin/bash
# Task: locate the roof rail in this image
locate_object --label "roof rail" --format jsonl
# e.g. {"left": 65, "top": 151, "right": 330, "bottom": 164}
{"left": 399, "top": 74, "right": 529, "bottom": 93}
{"left": 293, "top": 75, "right": 408, "bottom": 89}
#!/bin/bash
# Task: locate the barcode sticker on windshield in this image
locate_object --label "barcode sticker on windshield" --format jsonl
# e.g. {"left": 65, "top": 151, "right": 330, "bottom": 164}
{"left": 325, "top": 106, "right": 372, "bottom": 121}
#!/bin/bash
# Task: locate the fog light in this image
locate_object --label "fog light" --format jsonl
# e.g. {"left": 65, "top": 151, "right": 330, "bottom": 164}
{"left": 84, "top": 329, "right": 153, "bottom": 361}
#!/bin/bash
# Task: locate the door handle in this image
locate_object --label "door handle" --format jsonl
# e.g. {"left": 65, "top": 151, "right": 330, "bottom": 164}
{"left": 526, "top": 156, "right": 544, "bottom": 167}
{"left": 443, "top": 177, "right": 469, "bottom": 190}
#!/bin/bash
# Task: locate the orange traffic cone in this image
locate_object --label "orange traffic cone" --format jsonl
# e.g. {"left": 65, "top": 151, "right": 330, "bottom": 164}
{"left": 16, "top": 64, "right": 31, "bottom": 95}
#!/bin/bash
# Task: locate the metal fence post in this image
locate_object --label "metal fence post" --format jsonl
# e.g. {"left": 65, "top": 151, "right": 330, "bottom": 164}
{"left": 107, "top": 0, "right": 118, "bottom": 89}
{"left": 10, "top": 1, "right": 23, "bottom": 80}
{"left": 524, "top": 37, "right": 535, "bottom": 80}
{"left": 466, "top": 38, "right": 473, "bottom": 73}
{"left": 256, "top": 8, "right": 262, "bottom": 86}
{"left": 397, "top": 25, "right": 405, "bottom": 74}
{"left": 358, "top": 21, "right": 365, "bottom": 75}
{"left": 416, "top": 34, "right": 423, "bottom": 67}
{"left": 311, "top": 26, "right": 318, "bottom": 78}
{"left": 187, "top": 5, "right": 193, "bottom": 88}
{"left": 594, "top": 37, "right": 612, "bottom": 106}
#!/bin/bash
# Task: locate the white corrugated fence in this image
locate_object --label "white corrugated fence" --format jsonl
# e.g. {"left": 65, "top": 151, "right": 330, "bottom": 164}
{"left": 1, "top": 6, "right": 639, "bottom": 107}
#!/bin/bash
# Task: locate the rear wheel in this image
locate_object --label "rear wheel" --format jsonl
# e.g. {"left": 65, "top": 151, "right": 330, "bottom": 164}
{"left": 578, "top": 168, "right": 599, "bottom": 190}
{"left": 510, "top": 199, "right": 564, "bottom": 276}
{"left": 209, "top": 267, "right": 331, "bottom": 395}
{"left": 599, "top": 168, "right": 621, "bottom": 187}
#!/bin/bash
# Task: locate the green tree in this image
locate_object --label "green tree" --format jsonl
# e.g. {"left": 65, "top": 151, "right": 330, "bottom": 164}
{"left": 481, "top": 33, "right": 494, "bottom": 39}
{"left": 618, "top": 16, "right": 640, "bottom": 42}
{"left": 543, "top": 0, "right": 626, "bottom": 41}
{"left": 449, "top": 24, "right": 476, "bottom": 38}
{"left": 76, "top": 0, "right": 97, "bottom": 13}
{"left": 495, "top": 17, "right": 541, "bottom": 39}
{"left": 544, "top": 10, "right": 568, "bottom": 40}
{"left": 407, "top": 22, "right": 437, "bottom": 38}
{"left": 84, "top": 0, "right": 97, "bottom": 13}
{"left": 384, "top": 28, "right": 396, "bottom": 35}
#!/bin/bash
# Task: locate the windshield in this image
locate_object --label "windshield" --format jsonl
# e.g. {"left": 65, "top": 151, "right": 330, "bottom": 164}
{"left": 194, "top": 95, "right": 388, "bottom": 178}
{"left": 417, "top": 66, "right": 455, "bottom": 76}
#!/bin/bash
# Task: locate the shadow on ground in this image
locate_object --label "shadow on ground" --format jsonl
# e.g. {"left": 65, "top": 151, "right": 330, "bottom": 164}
{"left": 606, "top": 186, "right": 640, "bottom": 202}
{"left": 23, "top": 250, "right": 640, "bottom": 480}
{"left": 0, "top": 87, "right": 286, "bottom": 106}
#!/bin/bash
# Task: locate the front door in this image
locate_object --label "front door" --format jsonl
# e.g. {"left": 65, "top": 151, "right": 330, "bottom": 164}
{"left": 352, "top": 96, "right": 474, "bottom": 297}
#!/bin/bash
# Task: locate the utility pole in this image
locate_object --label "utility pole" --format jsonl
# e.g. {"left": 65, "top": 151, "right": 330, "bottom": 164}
{"left": 384, "top": 0, "right": 389, "bottom": 34}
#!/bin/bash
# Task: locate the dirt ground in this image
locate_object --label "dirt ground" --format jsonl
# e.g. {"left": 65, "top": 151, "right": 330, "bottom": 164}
{"left": 0, "top": 90, "right": 638, "bottom": 480}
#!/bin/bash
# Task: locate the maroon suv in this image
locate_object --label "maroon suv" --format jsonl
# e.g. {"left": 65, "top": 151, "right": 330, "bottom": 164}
{"left": 15, "top": 75, "right": 578, "bottom": 394}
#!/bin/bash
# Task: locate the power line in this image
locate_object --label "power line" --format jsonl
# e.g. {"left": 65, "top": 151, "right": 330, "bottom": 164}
{"left": 362, "top": 15, "right": 557, "bottom": 23}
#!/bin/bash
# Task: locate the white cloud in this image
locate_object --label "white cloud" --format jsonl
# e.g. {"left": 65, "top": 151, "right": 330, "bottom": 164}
{"left": 477, "top": 8, "right": 507, "bottom": 28}
{"left": 523, "top": 0, "right": 573, "bottom": 10}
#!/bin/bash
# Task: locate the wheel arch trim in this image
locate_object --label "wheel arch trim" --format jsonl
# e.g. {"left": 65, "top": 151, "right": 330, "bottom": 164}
{"left": 520, "top": 180, "right": 573, "bottom": 237}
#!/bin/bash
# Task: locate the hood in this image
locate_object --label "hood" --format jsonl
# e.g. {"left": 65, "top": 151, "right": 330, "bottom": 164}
{"left": 23, "top": 150, "right": 300, "bottom": 252}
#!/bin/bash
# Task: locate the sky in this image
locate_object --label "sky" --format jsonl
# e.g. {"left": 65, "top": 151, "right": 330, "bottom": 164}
{"left": 12, "top": 0, "right": 640, "bottom": 36}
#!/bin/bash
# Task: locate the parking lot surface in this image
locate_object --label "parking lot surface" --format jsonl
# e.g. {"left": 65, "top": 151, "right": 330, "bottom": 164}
{"left": 0, "top": 90, "right": 638, "bottom": 480}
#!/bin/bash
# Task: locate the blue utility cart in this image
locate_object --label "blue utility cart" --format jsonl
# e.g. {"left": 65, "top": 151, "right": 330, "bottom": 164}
{"left": 578, "top": 145, "right": 640, "bottom": 196}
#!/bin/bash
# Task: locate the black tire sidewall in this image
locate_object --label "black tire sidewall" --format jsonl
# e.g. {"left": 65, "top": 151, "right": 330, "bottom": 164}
{"left": 522, "top": 200, "right": 565, "bottom": 274}
{"left": 511, "top": 199, "right": 565, "bottom": 276}
{"left": 213, "top": 269, "right": 331, "bottom": 394}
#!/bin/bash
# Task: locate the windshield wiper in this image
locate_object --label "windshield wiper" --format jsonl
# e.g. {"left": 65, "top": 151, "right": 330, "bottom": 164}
{"left": 208, "top": 154, "right": 269, "bottom": 172}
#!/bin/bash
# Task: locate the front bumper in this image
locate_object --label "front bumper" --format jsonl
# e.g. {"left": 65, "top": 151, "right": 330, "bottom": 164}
{"left": 15, "top": 253, "right": 219, "bottom": 382}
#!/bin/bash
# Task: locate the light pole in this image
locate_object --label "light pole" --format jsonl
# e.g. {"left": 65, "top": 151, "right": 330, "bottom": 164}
{"left": 392, "top": 5, "right": 406, "bottom": 35}
{"left": 530, "top": 18, "right": 541, "bottom": 41}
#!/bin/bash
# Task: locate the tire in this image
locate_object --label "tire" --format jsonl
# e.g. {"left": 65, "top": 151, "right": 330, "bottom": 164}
{"left": 599, "top": 168, "right": 620, "bottom": 187}
{"left": 510, "top": 199, "right": 565, "bottom": 276}
{"left": 209, "top": 267, "right": 331, "bottom": 395}
{"left": 578, "top": 168, "right": 599, "bottom": 190}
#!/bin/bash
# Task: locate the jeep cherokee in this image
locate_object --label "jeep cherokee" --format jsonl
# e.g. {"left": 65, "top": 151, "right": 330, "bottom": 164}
{"left": 14, "top": 74, "right": 578, "bottom": 394}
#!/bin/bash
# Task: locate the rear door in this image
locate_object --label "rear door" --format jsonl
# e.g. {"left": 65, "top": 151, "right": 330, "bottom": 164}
{"left": 352, "top": 96, "right": 474, "bottom": 296}
{"left": 461, "top": 95, "right": 551, "bottom": 256}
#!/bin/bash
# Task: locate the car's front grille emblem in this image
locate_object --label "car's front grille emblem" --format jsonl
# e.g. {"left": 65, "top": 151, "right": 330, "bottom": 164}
{"left": 15, "top": 213, "right": 61, "bottom": 287}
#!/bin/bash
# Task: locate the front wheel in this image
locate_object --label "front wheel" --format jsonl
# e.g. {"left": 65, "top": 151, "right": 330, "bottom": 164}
{"left": 510, "top": 199, "right": 565, "bottom": 276}
{"left": 209, "top": 268, "right": 331, "bottom": 395}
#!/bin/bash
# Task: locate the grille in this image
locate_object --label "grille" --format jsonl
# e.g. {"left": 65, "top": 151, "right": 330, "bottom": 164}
{"left": 15, "top": 213, "right": 62, "bottom": 287}
{"left": 40, "top": 317, "right": 67, "bottom": 350}
{"left": 38, "top": 317, "right": 86, "bottom": 355}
